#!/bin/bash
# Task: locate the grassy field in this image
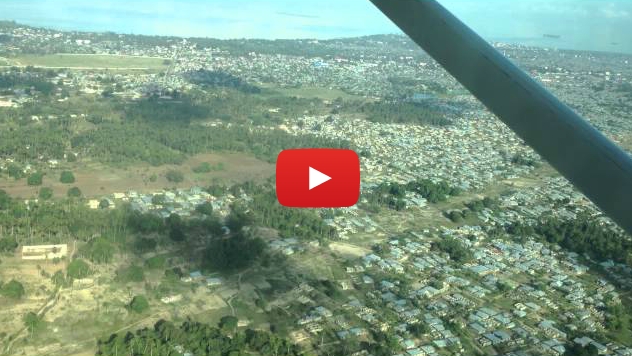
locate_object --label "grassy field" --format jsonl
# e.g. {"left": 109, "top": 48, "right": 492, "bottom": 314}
{"left": 11, "top": 54, "right": 168, "bottom": 71}
{"left": 0, "top": 152, "right": 275, "bottom": 199}
{"left": 262, "top": 84, "right": 368, "bottom": 101}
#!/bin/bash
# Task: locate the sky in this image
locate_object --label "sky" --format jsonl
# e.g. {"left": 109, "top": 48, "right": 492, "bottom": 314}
{"left": 1, "top": 0, "right": 631, "bottom": 53}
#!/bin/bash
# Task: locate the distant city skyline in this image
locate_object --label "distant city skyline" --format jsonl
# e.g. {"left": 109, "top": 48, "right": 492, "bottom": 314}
{"left": 1, "top": 0, "right": 631, "bottom": 54}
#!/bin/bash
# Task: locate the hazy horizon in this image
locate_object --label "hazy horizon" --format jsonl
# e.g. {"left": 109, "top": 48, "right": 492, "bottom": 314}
{"left": 1, "top": 0, "right": 631, "bottom": 54}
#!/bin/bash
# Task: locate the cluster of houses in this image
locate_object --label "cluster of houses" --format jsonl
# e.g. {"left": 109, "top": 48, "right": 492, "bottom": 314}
{"left": 87, "top": 187, "right": 235, "bottom": 218}
{"left": 286, "top": 223, "right": 631, "bottom": 355}
{"left": 286, "top": 113, "right": 539, "bottom": 194}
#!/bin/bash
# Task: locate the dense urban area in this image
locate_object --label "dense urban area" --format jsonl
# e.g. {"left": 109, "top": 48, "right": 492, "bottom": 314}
{"left": 0, "top": 20, "right": 632, "bottom": 356}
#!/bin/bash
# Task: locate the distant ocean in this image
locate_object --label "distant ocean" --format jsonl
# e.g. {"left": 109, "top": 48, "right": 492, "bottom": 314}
{"left": 1, "top": 0, "right": 630, "bottom": 55}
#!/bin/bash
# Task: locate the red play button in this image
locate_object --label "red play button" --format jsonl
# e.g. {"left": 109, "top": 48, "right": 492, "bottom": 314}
{"left": 276, "top": 149, "right": 360, "bottom": 208}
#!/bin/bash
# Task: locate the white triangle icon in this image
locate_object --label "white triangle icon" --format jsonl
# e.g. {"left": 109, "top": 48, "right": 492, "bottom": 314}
{"left": 309, "top": 166, "right": 331, "bottom": 190}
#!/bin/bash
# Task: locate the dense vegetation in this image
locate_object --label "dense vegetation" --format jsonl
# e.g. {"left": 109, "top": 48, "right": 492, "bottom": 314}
{"left": 444, "top": 197, "right": 498, "bottom": 223}
{"left": 185, "top": 69, "right": 261, "bottom": 93}
{"left": 0, "top": 279, "right": 25, "bottom": 299}
{"left": 433, "top": 236, "right": 473, "bottom": 263}
{"left": 204, "top": 231, "right": 266, "bottom": 272}
{"left": 363, "top": 179, "right": 462, "bottom": 212}
{"left": 0, "top": 89, "right": 347, "bottom": 166}
{"left": 342, "top": 100, "right": 452, "bottom": 126}
{"left": 96, "top": 319, "right": 302, "bottom": 356}
{"left": 59, "top": 170, "right": 75, "bottom": 184}
{"left": 507, "top": 216, "right": 632, "bottom": 264}
{"left": 71, "top": 119, "right": 348, "bottom": 165}
{"left": 128, "top": 295, "right": 150, "bottom": 313}
{"left": 250, "top": 191, "right": 337, "bottom": 240}
{"left": 0, "top": 71, "right": 55, "bottom": 95}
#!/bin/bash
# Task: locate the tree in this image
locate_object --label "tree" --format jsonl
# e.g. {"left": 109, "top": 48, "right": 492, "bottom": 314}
{"left": 446, "top": 210, "right": 464, "bottom": 223}
{"left": 434, "top": 236, "right": 473, "bottom": 263}
{"left": 38, "top": 187, "right": 53, "bottom": 200}
{"left": 204, "top": 232, "right": 266, "bottom": 271}
{"left": 60, "top": 170, "right": 75, "bottom": 184}
{"left": 0, "top": 238, "right": 18, "bottom": 252}
{"left": 23, "top": 312, "right": 42, "bottom": 336}
{"left": 407, "top": 322, "right": 430, "bottom": 337}
{"left": 52, "top": 270, "right": 66, "bottom": 288}
{"left": 86, "top": 237, "right": 115, "bottom": 264}
{"left": 67, "top": 259, "right": 91, "bottom": 280}
{"left": 99, "top": 199, "right": 110, "bottom": 209}
{"left": 564, "top": 343, "right": 598, "bottom": 356}
{"left": 196, "top": 202, "right": 214, "bottom": 216}
{"left": 151, "top": 194, "right": 167, "bottom": 205}
{"left": 27, "top": 172, "right": 44, "bottom": 186}
{"left": 220, "top": 315, "right": 238, "bottom": 333}
{"left": 165, "top": 169, "right": 184, "bottom": 183}
{"left": 134, "top": 237, "right": 157, "bottom": 253}
{"left": 117, "top": 265, "right": 145, "bottom": 283}
{"left": 605, "top": 303, "right": 629, "bottom": 331}
{"left": 1, "top": 280, "right": 25, "bottom": 299}
{"left": 145, "top": 255, "right": 166, "bottom": 269}
{"left": 67, "top": 186, "right": 82, "bottom": 198}
{"left": 0, "top": 189, "right": 11, "bottom": 210}
{"left": 129, "top": 295, "right": 149, "bottom": 313}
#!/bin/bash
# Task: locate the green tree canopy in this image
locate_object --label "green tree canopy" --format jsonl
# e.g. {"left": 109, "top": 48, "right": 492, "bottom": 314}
{"left": 0, "top": 189, "right": 11, "bottom": 210}
{"left": 0, "top": 238, "right": 18, "bottom": 252}
{"left": 165, "top": 169, "right": 184, "bottom": 183}
{"left": 204, "top": 231, "right": 266, "bottom": 271}
{"left": 60, "top": 170, "right": 75, "bottom": 184}
{"left": 1, "top": 279, "right": 25, "bottom": 299}
{"left": 23, "top": 312, "right": 43, "bottom": 335}
{"left": 195, "top": 202, "right": 214, "bottom": 216}
{"left": 67, "top": 186, "right": 82, "bottom": 198}
{"left": 99, "top": 199, "right": 110, "bottom": 209}
{"left": 67, "top": 259, "right": 91, "bottom": 279}
{"left": 86, "top": 237, "right": 116, "bottom": 264}
{"left": 219, "top": 315, "right": 239, "bottom": 333}
{"left": 117, "top": 265, "right": 145, "bottom": 283}
{"left": 27, "top": 172, "right": 44, "bottom": 186}
{"left": 38, "top": 187, "right": 53, "bottom": 200}
{"left": 129, "top": 295, "right": 149, "bottom": 313}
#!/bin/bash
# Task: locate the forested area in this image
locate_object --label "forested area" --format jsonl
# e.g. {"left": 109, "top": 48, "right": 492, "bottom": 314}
{"left": 185, "top": 69, "right": 261, "bottom": 93}
{"left": 0, "top": 188, "right": 129, "bottom": 246}
{"left": 433, "top": 236, "right": 473, "bottom": 263}
{"left": 0, "top": 70, "right": 56, "bottom": 95}
{"left": 0, "top": 89, "right": 347, "bottom": 167}
{"left": 250, "top": 191, "right": 337, "bottom": 240}
{"left": 96, "top": 319, "right": 303, "bottom": 356}
{"left": 341, "top": 100, "right": 452, "bottom": 126}
{"left": 506, "top": 216, "right": 632, "bottom": 264}
{"left": 72, "top": 120, "right": 348, "bottom": 165}
{"left": 362, "top": 179, "right": 462, "bottom": 212}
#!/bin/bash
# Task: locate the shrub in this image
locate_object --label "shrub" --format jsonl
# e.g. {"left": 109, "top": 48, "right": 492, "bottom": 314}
{"left": 38, "top": 187, "right": 53, "bottom": 200}
{"left": 67, "top": 187, "right": 82, "bottom": 198}
{"left": 60, "top": 171, "right": 75, "bottom": 184}
{"left": 27, "top": 172, "right": 44, "bottom": 186}
{"left": 1, "top": 280, "right": 25, "bottom": 299}
{"left": 129, "top": 295, "right": 149, "bottom": 313}
{"left": 165, "top": 170, "right": 184, "bottom": 183}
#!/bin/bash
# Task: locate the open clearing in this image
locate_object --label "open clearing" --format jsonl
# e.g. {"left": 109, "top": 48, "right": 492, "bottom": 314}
{"left": 262, "top": 84, "right": 367, "bottom": 101}
{"left": 0, "top": 152, "right": 275, "bottom": 199}
{"left": 329, "top": 241, "right": 370, "bottom": 258}
{"left": 9, "top": 54, "right": 168, "bottom": 71}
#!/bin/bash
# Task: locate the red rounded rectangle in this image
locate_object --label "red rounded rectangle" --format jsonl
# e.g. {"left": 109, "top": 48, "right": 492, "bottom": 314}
{"left": 276, "top": 148, "right": 360, "bottom": 208}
